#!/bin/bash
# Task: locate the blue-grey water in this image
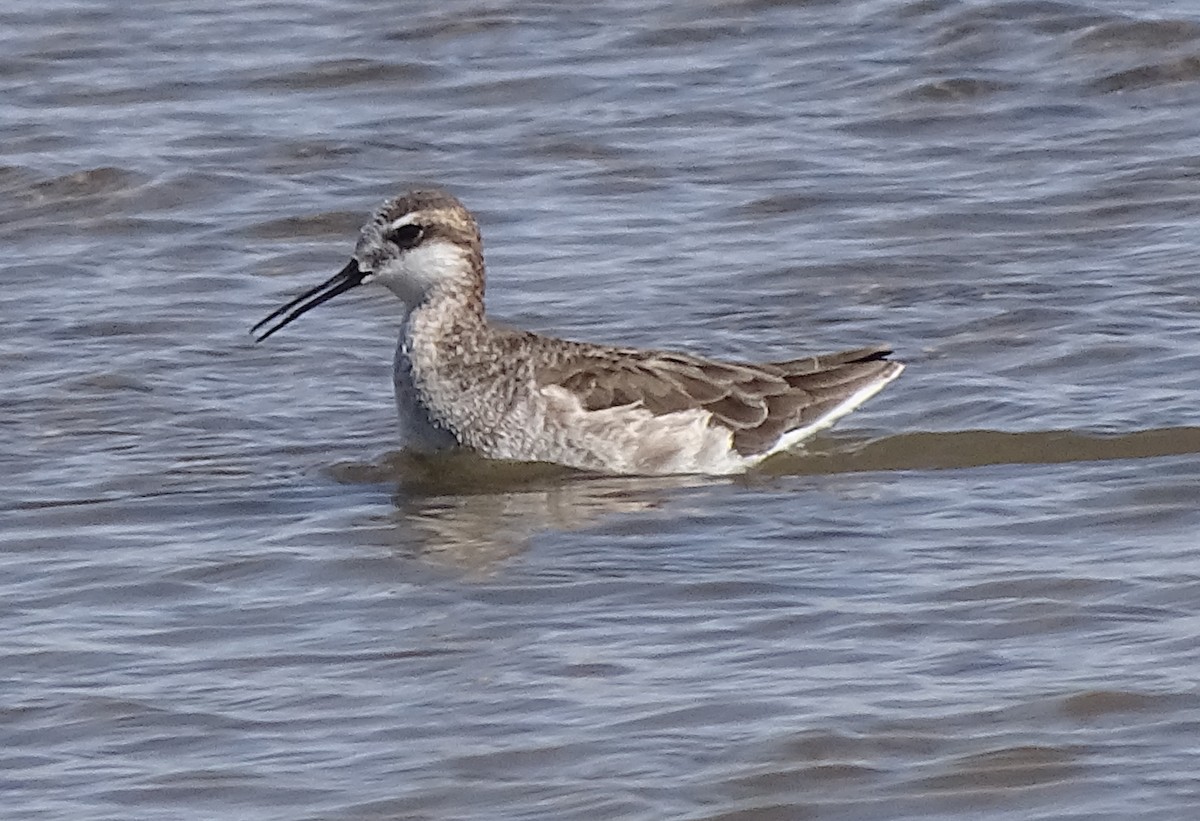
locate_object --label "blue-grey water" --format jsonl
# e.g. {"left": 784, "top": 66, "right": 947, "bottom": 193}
{"left": 5, "top": 0, "right": 1200, "bottom": 818}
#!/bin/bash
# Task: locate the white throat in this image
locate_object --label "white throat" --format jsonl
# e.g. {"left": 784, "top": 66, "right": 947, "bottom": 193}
{"left": 369, "top": 240, "right": 473, "bottom": 307}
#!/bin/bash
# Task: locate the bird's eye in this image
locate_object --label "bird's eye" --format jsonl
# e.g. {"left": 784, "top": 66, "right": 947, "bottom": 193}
{"left": 387, "top": 223, "right": 424, "bottom": 248}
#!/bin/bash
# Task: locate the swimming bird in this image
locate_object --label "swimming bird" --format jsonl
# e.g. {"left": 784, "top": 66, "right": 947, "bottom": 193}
{"left": 252, "top": 189, "right": 903, "bottom": 475}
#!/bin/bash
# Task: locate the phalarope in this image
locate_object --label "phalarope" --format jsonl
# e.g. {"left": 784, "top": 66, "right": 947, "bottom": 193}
{"left": 253, "top": 189, "right": 903, "bottom": 475}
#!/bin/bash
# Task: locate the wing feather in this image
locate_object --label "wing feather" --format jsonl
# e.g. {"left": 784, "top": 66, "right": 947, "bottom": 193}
{"left": 535, "top": 340, "right": 900, "bottom": 457}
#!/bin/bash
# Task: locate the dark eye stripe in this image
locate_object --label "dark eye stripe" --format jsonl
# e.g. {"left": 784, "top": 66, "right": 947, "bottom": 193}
{"left": 387, "top": 223, "right": 423, "bottom": 248}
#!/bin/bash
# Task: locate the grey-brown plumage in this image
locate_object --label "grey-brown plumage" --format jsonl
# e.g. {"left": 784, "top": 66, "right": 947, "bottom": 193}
{"left": 253, "top": 189, "right": 904, "bottom": 475}
{"left": 537, "top": 343, "right": 899, "bottom": 456}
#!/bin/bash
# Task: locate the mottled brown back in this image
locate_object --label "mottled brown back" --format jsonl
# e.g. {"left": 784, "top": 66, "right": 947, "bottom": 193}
{"left": 535, "top": 343, "right": 901, "bottom": 456}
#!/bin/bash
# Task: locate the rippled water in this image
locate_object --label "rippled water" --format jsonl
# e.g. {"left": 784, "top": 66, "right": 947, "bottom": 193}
{"left": 5, "top": 0, "right": 1200, "bottom": 818}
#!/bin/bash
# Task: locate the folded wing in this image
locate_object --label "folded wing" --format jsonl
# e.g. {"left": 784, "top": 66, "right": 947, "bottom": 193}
{"left": 536, "top": 343, "right": 903, "bottom": 458}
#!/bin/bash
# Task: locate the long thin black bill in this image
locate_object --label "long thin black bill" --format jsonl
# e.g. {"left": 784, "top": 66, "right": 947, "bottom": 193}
{"left": 252, "top": 259, "right": 365, "bottom": 342}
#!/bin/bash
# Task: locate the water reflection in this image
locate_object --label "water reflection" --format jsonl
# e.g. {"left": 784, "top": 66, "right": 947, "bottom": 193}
{"left": 332, "top": 450, "right": 716, "bottom": 572}
{"left": 326, "top": 426, "right": 1200, "bottom": 572}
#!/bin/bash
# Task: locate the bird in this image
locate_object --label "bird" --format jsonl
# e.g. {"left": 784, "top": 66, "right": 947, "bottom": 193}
{"left": 252, "top": 189, "right": 903, "bottom": 475}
